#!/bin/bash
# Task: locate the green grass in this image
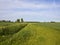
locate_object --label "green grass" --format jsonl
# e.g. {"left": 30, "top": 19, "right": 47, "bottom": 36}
{"left": 0, "top": 22, "right": 27, "bottom": 43}
{"left": 0, "top": 22, "right": 60, "bottom": 45}
{"left": 0, "top": 22, "right": 13, "bottom": 27}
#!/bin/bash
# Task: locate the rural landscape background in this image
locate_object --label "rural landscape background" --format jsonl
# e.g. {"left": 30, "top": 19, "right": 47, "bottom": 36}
{"left": 0, "top": 0, "right": 60, "bottom": 45}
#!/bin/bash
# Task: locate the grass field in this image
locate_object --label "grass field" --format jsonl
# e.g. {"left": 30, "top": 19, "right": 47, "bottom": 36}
{"left": 0, "top": 22, "right": 60, "bottom": 45}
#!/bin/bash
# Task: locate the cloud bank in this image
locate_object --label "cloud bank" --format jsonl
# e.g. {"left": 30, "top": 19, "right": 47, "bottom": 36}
{"left": 0, "top": 0, "right": 60, "bottom": 22}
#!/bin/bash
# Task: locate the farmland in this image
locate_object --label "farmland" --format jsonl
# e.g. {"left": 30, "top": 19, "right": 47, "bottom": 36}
{"left": 0, "top": 22, "right": 60, "bottom": 45}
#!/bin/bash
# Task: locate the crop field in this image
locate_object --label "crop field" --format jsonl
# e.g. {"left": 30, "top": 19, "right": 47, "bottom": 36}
{"left": 0, "top": 22, "right": 60, "bottom": 45}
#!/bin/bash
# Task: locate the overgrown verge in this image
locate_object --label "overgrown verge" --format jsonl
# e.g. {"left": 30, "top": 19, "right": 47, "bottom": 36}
{"left": 0, "top": 23, "right": 27, "bottom": 36}
{"left": 0, "top": 23, "right": 27, "bottom": 42}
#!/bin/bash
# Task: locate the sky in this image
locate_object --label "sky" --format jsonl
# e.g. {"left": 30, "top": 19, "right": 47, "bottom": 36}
{"left": 0, "top": 0, "right": 60, "bottom": 22}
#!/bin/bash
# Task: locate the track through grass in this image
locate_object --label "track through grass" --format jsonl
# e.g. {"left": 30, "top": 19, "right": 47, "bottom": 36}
{"left": 0, "top": 23, "right": 60, "bottom": 45}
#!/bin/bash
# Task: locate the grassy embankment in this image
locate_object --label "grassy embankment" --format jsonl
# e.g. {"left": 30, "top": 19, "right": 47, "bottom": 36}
{"left": 0, "top": 22, "right": 60, "bottom": 45}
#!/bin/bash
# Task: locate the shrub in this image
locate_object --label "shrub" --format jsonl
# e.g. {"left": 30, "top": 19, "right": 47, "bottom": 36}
{"left": 50, "top": 21, "right": 55, "bottom": 23}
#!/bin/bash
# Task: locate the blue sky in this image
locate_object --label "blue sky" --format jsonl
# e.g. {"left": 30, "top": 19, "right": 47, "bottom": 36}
{"left": 0, "top": 0, "right": 60, "bottom": 22}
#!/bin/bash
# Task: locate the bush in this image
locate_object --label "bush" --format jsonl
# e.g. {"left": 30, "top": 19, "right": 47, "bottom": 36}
{"left": 50, "top": 21, "right": 55, "bottom": 23}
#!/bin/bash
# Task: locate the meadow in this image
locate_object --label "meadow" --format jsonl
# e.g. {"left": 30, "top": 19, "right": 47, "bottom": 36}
{"left": 0, "top": 22, "right": 60, "bottom": 45}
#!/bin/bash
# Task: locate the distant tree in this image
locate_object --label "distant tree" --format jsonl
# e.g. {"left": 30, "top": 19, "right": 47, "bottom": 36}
{"left": 2, "top": 20, "right": 6, "bottom": 22}
{"left": 8, "top": 20, "right": 11, "bottom": 22}
{"left": 0, "top": 20, "right": 12, "bottom": 23}
{"left": 21, "top": 18, "right": 24, "bottom": 22}
{"left": 16, "top": 19, "right": 20, "bottom": 22}
{"left": 50, "top": 21, "right": 55, "bottom": 23}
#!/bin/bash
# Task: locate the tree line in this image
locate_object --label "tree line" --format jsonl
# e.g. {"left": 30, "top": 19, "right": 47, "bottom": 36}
{"left": 0, "top": 18, "right": 56, "bottom": 23}
{"left": 0, "top": 18, "right": 24, "bottom": 23}
{"left": 15, "top": 18, "right": 24, "bottom": 23}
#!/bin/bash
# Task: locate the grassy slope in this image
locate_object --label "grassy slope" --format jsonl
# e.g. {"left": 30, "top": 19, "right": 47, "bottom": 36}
{"left": 0, "top": 23, "right": 27, "bottom": 44}
{"left": 0, "top": 23, "right": 60, "bottom": 45}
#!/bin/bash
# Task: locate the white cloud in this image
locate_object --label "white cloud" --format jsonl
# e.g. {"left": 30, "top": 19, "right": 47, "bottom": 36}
{"left": 0, "top": 0, "right": 60, "bottom": 10}
{"left": 0, "top": 0, "right": 60, "bottom": 21}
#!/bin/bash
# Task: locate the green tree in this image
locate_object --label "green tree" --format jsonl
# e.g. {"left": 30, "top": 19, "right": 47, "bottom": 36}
{"left": 21, "top": 18, "right": 24, "bottom": 22}
{"left": 16, "top": 19, "right": 20, "bottom": 22}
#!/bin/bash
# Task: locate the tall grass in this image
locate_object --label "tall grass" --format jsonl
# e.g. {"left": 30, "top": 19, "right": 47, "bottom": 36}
{"left": 0, "top": 23, "right": 60, "bottom": 45}
{"left": 0, "top": 23, "right": 27, "bottom": 35}
{"left": 0, "top": 23, "right": 27, "bottom": 42}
